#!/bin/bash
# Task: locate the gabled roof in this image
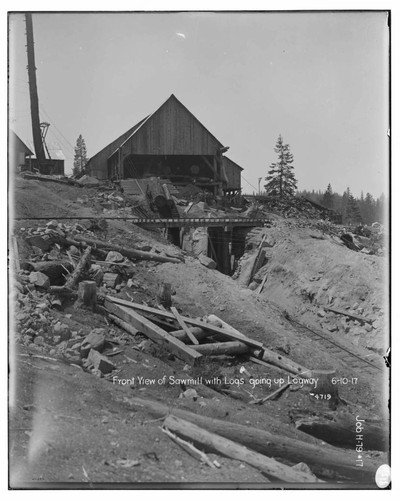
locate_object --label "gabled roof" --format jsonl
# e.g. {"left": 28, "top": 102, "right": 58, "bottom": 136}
{"left": 223, "top": 156, "right": 244, "bottom": 171}
{"left": 10, "top": 130, "right": 33, "bottom": 156}
{"left": 108, "top": 94, "right": 224, "bottom": 159}
{"left": 107, "top": 115, "right": 151, "bottom": 159}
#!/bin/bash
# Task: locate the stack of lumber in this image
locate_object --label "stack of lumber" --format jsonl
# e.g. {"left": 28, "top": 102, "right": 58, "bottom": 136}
{"left": 104, "top": 296, "right": 312, "bottom": 376}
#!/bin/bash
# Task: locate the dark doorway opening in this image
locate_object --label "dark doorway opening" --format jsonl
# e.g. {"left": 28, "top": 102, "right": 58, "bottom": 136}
{"left": 207, "top": 227, "right": 249, "bottom": 276}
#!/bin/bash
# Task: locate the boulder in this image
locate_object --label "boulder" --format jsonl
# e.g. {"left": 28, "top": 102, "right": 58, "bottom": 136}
{"left": 103, "top": 272, "right": 121, "bottom": 288}
{"left": 87, "top": 349, "right": 115, "bottom": 374}
{"left": 198, "top": 254, "right": 217, "bottom": 270}
{"left": 81, "top": 328, "right": 106, "bottom": 357}
{"left": 46, "top": 220, "right": 59, "bottom": 230}
{"left": 53, "top": 322, "right": 71, "bottom": 341}
{"left": 106, "top": 251, "right": 124, "bottom": 263}
{"left": 76, "top": 175, "right": 100, "bottom": 186}
{"left": 25, "top": 235, "right": 51, "bottom": 251}
{"left": 29, "top": 271, "right": 50, "bottom": 289}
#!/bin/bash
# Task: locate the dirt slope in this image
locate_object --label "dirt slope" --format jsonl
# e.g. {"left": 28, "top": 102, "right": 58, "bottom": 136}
{"left": 9, "top": 177, "right": 390, "bottom": 487}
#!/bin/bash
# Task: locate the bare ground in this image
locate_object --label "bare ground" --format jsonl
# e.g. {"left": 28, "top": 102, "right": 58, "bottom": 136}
{"left": 9, "top": 178, "right": 390, "bottom": 488}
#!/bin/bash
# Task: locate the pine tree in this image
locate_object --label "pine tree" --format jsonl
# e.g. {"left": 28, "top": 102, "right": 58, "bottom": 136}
{"left": 264, "top": 135, "right": 297, "bottom": 198}
{"left": 346, "top": 192, "right": 363, "bottom": 225}
{"left": 322, "top": 183, "right": 334, "bottom": 209}
{"left": 73, "top": 134, "right": 88, "bottom": 176}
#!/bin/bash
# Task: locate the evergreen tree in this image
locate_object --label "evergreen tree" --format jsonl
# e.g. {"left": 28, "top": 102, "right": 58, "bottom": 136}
{"left": 346, "top": 192, "right": 363, "bottom": 225}
{"left": 264, "top": 135, "right": 297, "bottom": 198}
{"left": 322, "top": 183, "right": 334, "bottom": 209}
{"left": 73, "top": 134, "right": 88, "bottom": 176}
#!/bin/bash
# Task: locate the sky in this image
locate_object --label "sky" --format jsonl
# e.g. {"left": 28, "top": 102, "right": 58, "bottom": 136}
{"left": 8, "top": 10, "right": 390, "bottom": 197}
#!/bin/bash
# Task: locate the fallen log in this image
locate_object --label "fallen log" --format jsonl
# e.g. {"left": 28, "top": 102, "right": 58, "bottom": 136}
{"left": 170, "top": 307, "right": 199, "bottom": 345}
{"left": 209, "top": 315, "right": 313, "bottom": 377}
{"left": 323, "top": 306, "right": 373, "bottom": 325}
{"left": 163, "top": 415, "right": 320, "bottom": 482}
{"left": 108, "top": 314, "right": 140, "bottom": 337}
{"left": 128, "top": 397, "right": 383, "bottom": 483}
{"left": 104, "top": 301, "right": 202, "bottom": 366}
{"left": 191, "top": 341, "right": 249, "bottom": 356}
{"left": 64, "top": 246, "right": 92, "bottom": 289}
{"left": 48, "top": 285, "right": 77, "bottom": 297}
{"left": 73, "top": 234, "right": 183, "bottom": 264}
{"left": 169, "top": 327, "right": 212, "bottom": 343}
{"left": 290, "top": 409, "right": 389, "bottom": 452}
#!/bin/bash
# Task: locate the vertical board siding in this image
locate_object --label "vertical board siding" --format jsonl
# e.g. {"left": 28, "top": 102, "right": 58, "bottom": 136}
{"left": 123, "top": 96, "right": 222, "bottom": 157}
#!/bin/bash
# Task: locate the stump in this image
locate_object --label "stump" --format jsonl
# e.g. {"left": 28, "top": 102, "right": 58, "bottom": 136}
{"left": 157, "top": 282, "right": 172, "bottom": 309}
{"left": 75, "top": 280, "right": 97, "bottom": 310}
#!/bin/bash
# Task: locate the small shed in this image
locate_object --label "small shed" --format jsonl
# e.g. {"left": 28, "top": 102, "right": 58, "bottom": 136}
{"left": 9, "top": 131, "right": 33, "bottom": 172}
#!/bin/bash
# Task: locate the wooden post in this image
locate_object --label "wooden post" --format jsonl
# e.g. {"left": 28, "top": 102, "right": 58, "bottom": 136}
{"left": 157, "top": 283, "right": 172, "bottom": 309}
{"left": 221, "top": 228, "right": 231, "bottom": 275}
{"left": 75, "top": 280, "right": 97, "bottom": 310}
{"left": 25, "top": 14, "right": 46, "bottom": 166}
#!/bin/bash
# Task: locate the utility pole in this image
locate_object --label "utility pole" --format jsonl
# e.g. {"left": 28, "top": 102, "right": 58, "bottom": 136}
{"left": 25, "top": 13, "right": 46, "bottom": 165}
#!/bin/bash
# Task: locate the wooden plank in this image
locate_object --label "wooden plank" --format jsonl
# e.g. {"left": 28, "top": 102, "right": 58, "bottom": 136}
{"left": 170, "top": 307, "right": 199, "bottom": 345}
{"left": 323, "top": 306, "right": 373, "bottom": 324}
{"left": 12, "top": 236, "right": 20, "bottom": 272}
{"left": 163, "top": 415, "right": 321, "bottom": 482}
{"left": 257, "top": 273, "right": 268, "bottom": 294}
{"left": 106, "top": 297, "right": 264, "bottom": 350}
{"left": 104, "top": 301, "right": 202, "bottom": 366}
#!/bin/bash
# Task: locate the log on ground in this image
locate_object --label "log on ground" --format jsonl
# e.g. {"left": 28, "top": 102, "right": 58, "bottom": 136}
{"left": 128, "top": 396, "right": 384, "bottom": 483}
{"left": 191, "top": 341, "right": 250, "bottom": 356}
{"left": 73, "top": 234, "right": 183, "bottom": 264}
{"left": 164, "top": 415, "right": 321, "bottom": 482}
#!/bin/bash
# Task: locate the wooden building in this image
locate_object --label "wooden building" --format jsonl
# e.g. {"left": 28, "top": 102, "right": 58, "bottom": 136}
{"left": 9, "top": 131, "right": 33, "bottom": 172}
{"left": 9, "top": 130, "right": 65, "bottom": 175}
{"left": 86, "top": 94, "right": 243, "bottom": 195}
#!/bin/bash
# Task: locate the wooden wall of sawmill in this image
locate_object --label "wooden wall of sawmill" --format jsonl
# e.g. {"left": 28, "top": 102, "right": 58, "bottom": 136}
{"left": 121, "top": 95, "right": 222, "bottom": 158}
{"left": 86, "top": 117, "right": 148, "bottom": 180}
{"left": 222, "top": 156, "right": 242, "bottom": 190}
